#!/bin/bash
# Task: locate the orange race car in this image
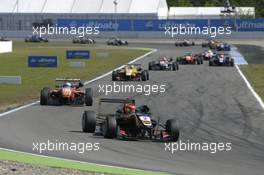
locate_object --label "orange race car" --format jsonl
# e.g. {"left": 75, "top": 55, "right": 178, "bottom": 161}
{"left": 176, "top": 52, "right": 203, "bottom": 65}
{"left": 40, "top": 78, "right": 93, "bottom": 106}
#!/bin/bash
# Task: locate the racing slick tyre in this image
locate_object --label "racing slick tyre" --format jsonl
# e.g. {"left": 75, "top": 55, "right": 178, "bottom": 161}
{"left": 200, "top": 58, "right": 204, "bottom": 64}
{"left": 172, "top": 62, "right": 179, "bottom": 71}
{"left": 197, "top": 59, "right": 201, "bottom": 65}
{"left": 230, "top": 59, "right": 234, "bottom": 67}
{"left": 146, "top": 70, "right": 149, "bottom": 80}
{"left": 103, "top": 116, "right": 117, "bottom": 138}
{"left": 112, "top": 71, "right": 118, "bottom": 81}
{"left": 166, "top": 119, "right": 180, "bottom": 142}
{"left": 192, "top": 42, "right": 195, "bottom": 46}
{"left": 141, "top": 70, "right": 148, "bottom": 81}
{"left": 85, "top": 88, "right": 93, "bottom": 106}
{"left": 148, "top": 63, "right": 153, "bottom": 70}
{"left": 40, "top": 87, "right": 50, "bottom": 105}
{"left": 82, "top": 110, "right": 96, "bottom": 133}
{"left": 209, "top": 60, "right": 213, "bottom": 66}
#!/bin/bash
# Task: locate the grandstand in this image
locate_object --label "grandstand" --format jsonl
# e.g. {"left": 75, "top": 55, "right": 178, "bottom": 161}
{"left": 0, "top": 0, "right": 255, "bottom": 32}
{"left": 0, "top": 0, "right": 168, "bottom": 30}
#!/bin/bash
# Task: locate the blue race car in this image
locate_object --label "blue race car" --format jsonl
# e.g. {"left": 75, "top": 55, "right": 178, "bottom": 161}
{"left": 209, "top": 53, "right": 234, "bottom": 67}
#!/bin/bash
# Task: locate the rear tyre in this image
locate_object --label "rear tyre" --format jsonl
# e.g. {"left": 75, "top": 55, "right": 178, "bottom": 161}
{"left": 166, "top": 119, "right": 180, "bottom": 142}
{"left": 148, "top": 63, "right": 153, "bottom": 70}
{"left": 82, "top": 110, "right": 96, "bottom": 133}
{"left": 103, "top": 116, "right": 117, "bottom": 138}
{"left": 112, "top": 71, "right": 118, "bottom": 81}
{"left": 141, "top": 70, "right": 148, "bottom": 81}
{"left": 209, "top": 60, "right": 213, "bottom": 66}
{"left": 85, "top": 88, "right": 93, "bottom": 106}
{"left": 230, "top": 59, "right": 234, "bottom": 67}
{"left": 40, "top": 87, "right": 50, "bottom": 105}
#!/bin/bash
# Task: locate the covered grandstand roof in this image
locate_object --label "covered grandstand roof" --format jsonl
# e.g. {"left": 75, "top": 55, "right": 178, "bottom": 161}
{"left": 169, "top": 7, "right": 255, "bottom": 19}
{"left": 0, "top": 0, "right": 168, "bottom": 14}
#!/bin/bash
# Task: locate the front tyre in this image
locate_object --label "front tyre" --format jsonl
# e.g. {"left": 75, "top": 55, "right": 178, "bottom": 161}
{"left": 103, "top": 116, "right": 117, "bottom": 138}
{"left": 166, "top": 119, "right": 180, "bottom": 142}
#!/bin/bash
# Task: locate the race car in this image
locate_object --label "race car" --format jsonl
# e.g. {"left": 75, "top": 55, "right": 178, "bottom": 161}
{"left": 0, "top": 37, "right": 8, "bottom": 41}
{"left": 175, "top": 39, "right": 195, "bottom": 47}
{"left": 201, "top": 39, "right": 219, "bottom": 48}
{"left": 25, "top": 35, "right": 48, "bottom": 42}
{"left": 176, "top": 52, "right": 203, "bottom": 65}
{"left": 82, "top": 98, "right": 180, "bottom": 141}
{"left": 201, "top": 50, "right": 216, "bottom": 60}
{"left": 149, "top": 56, "right": 179, "bottom": 71}
{"left": 216, "top": 43, "right": 231, "bottom": 51}
{"left": 202, "top": 39, "right": 230, "bottom": 51}
{"left": 112, "top": 64, "right": 149, "bottom": 81}
{"left": 40, "top": 78, "right": 93, "bottom": 106}
{"left": 209, "top": 53, "right": 234, "bottom": 67}
{"left": 107, "top": 38, "right": 128, "bottom": 46}
{"left": 72, "top": 37, "right": 95, "bottom": 44}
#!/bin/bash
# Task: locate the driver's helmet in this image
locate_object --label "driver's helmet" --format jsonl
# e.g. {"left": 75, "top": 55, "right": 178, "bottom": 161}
{"left": 130, "top": 65, "right": 135, "bottom": 69}
{"left": 220, "top": 54, "right": 224, "bottom": 58}
{"left": 63, "top": 82, "right": 72, "bottom": 87}
{"left": 124, "top": 102, "right": 136, "bottom": 114}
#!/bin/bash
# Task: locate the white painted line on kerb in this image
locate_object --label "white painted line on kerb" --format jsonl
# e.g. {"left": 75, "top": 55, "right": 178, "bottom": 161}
{"left": 0, "top": 49, "right": 157, "bottom": 117}
{"left": 235, "top": 65, "right": 264, "bottom": 110}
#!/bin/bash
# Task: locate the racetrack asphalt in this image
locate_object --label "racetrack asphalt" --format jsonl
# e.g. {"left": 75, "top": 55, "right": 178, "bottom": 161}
{"left": 0, "top": 42, "right": 264, "bottom": 175}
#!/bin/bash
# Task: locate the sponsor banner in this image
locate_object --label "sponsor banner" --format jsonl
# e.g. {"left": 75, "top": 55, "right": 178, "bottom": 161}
{"left": 66, "top": 50, "right": 90, "bottom": 59}
{"left": 0, "top": 76, "right": 21, "bottom": 84}
{"left": 69, "top": 62, "right": 86, "bottom": 68}
{"left": 57, "top": 19, "right": 264, "bottom": 32}
{"left": 57, "top": 19, "right": 132, "bottom": 31}
{"left": 28, "top": 56, "right": 58, "bottom": 67}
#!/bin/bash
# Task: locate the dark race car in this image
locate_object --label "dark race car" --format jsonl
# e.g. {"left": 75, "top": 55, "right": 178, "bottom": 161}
{"left": 40, "top": 78, "right": 93, "bottom": 106}
{"left": 112, "top": 64, "right": 149, "bottom": 81}
{"left": 0, "top": 37, "right": 8, "bottom": 41}
{"left": 177, "top": 52, "right": 203, "bottom": 65}
{"left": 149, "top": 56, "right": 179, "bottom": 71}
{"left": 202, "top": 39, "right": 230, "bottom": 51}
{"left": 216, "top": 43, "right": 231, "bottom": 51}
{"left": 25, "top": 35, "right": 48, "bottom": 42}
{"left": 72, "top": 37, "right": 95, "bottom": 44}
{"left": 175, "top": 39, "right": 195, "bottom": 47}
{"left": 209, "top": 53, "right": 234, "bottom": 67}
{"left": 107, "top": 38, "right": 128, "bottom": 46}
{"left": 82, "top": 98, "right": 180, "bottom": 141}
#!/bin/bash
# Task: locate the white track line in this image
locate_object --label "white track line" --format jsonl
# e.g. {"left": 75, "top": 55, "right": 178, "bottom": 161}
{"left": 235, "top": 65, "right": 264, "bottom": 110}
{"left": 0, "top": 148, "right": 156, "bottom": 173}
{"left": 0, "top": 49, "right": 157, "bottom": 117}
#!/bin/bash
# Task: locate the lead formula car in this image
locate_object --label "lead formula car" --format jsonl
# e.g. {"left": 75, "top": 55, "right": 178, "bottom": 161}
{"left": 82, "top": 98, "right": 180, "bottom": 141}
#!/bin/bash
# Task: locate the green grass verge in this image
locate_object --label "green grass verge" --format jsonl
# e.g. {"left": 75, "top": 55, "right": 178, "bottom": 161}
{"left": 0, "top": 41, "right": 149, "bottom": 107}
{"left": 0, "top": 149, "right": 170, "bottom": 175}
{"left": 240, "top": 64, "right": 264, "bottom": 101}
{"left": 236, "top": 44, "right": 264, "bottom": 101}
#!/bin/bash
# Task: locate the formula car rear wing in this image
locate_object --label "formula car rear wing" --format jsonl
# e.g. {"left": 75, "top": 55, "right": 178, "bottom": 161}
{"left": 55, "top": 78, "right": 83, "bottom": 88}
{"left": 97, "top": 98, "right": 135, "bottom": 122}
{"left": 99, "top": 98, "right": 135, "bottom": 104}
{"left": 55, "top": 78, "right": 81, "bottom": 82}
